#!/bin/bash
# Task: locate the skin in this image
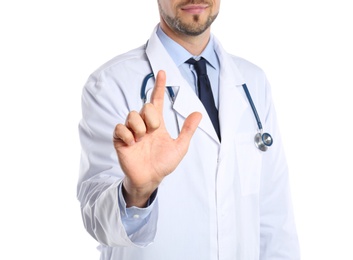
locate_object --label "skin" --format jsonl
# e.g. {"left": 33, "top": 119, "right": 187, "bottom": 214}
{"left": 113, "top": 0, "right": 220, "bottom": 207}
{"left": 158, "top": 0, "right": 220, "bottom": 55}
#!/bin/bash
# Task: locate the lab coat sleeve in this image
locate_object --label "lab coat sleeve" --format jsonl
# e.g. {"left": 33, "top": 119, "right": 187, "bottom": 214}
{"left": 77, "top": 70, "right": 158, "bottom": 247}
{"left": 259, "top": 78, "right": 300, "bottom": 259}
{"left": 118, "top": 182, "right": 157, "bottom": 236}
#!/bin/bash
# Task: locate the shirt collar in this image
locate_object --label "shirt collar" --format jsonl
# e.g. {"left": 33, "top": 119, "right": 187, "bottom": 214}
{"left": 156, "top": 25, "right": 219, "bottom": 70}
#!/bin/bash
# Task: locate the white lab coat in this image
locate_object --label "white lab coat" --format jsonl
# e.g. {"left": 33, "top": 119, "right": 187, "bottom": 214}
{"left": 78, "top": 25, "right": 300, "bottom": 260}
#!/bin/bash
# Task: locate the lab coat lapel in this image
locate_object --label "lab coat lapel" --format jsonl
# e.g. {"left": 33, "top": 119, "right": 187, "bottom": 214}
{"left": 173, "top": 85, "right": 220, "bottom": 142}
{"left": 146, "top": 27, "right": 221, "bottom": 142}
{"left": 215, "top": 39, "right": 249, "bottom": 141}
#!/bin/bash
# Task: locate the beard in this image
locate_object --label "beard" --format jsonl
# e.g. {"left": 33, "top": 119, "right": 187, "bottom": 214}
{"left": 158, "top": 1, "right": 218, "bottom": 36}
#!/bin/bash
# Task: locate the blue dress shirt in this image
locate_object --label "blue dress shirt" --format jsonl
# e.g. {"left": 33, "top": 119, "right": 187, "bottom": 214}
{"left": 156, "top": 26, "right": 220, "bottom": 108}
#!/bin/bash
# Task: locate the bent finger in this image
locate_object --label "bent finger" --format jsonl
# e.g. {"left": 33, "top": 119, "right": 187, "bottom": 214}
{"left": 125, "top": 111, "right": 147, "bottom": 141}
{"left": 113, "top": 123, "right": 135, "bottom": 146}
{"left": 140, "top": 103, "right": 160, "bottom": 132}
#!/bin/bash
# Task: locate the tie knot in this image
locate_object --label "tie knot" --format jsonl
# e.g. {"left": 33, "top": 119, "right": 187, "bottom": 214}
{"left": 186, "top": 57, "right": 207, "bottom": 76}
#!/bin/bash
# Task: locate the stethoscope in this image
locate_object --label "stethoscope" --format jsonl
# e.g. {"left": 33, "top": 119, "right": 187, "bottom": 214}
{"left": 140, "top": 72, "right": 273, "bottom": 152}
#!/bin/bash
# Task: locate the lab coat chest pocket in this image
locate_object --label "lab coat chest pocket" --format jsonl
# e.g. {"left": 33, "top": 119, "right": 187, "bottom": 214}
{"left": 235, "top": 133, "right": 263, "bottom": 196}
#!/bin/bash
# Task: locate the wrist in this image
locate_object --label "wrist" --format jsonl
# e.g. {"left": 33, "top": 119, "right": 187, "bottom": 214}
{"left": 122, "top": 179, "right": 157, "bottom": 208}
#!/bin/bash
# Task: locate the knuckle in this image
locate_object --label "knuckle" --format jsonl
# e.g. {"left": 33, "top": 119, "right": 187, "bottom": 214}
{"left": 126, "top": 110, "right": 139, "bottom": 121}
{"left": 134, "top": 125, "right": 147, "bottom": 136}
{"left": 147, "top": 117, "right": 160, "bottom": 130}
{"left": 114, "top": 124, "right": 134, "bottom": 145}
{"left": 126, "top": 110, "right": 147, "bottom": 136}
{"left": 115, "top": 123, "right": 124, "bottom": 134}
{"left": 142, "top": 103, "right": 154, "bottom": 112}
{"left": 114, "top": 124, "right": 127, "bottom": 139}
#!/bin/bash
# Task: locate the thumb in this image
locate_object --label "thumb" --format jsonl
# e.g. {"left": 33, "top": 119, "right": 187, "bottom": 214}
{"left": 176, "top": 112, "right": 202, "bottom": 152}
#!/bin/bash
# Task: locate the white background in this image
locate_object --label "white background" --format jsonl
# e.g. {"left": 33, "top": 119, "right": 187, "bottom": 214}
{"left": 1, "top": 0, "right": 352, "bottom": 259}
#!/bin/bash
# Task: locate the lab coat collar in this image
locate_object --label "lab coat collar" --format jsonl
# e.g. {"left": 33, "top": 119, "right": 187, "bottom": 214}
{"left": 146, "top": 25, "right": 248, "bottom": 143}
{"left": 146, "top": 25, "right": 184, "bottom": 86}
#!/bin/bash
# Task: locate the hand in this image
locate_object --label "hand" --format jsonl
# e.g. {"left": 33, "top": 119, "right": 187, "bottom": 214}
{"left": 113, "top": 70, "right": 202, "bottom": 207}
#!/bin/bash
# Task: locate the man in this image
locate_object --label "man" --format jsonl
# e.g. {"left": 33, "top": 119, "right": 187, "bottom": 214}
{"left": 77, "top": 0, "right": 300, "bottom": 259}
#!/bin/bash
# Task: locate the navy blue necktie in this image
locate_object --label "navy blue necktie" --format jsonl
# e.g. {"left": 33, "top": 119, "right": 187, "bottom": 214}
{"left": 186, "top": 58, "right": 221, "bottom": 141}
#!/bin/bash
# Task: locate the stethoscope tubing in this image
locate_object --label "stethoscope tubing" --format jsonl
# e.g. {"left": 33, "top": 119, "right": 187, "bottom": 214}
{"left": 242, "top": 83, "right": 263, "bottom": 131}
{"left": 140, "top": 72, "right": 154, "bottom": 103}
{"left": 140, "top": 73, "right": 272, "bottom": 151}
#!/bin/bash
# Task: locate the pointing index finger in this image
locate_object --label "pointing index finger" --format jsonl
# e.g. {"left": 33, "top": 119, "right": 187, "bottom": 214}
{"left": 150, "top": 70, "right": 166, "bottom": 113}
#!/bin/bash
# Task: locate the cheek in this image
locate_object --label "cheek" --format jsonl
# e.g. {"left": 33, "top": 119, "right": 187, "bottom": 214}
{"left": 213, "top": 1, "right": 221, "bottom": 13}
{"left": 160, "top": 1, "right": 175, "bottom": 17}
{"left": 161, "top": 0, "right": 174, "bottom": 11}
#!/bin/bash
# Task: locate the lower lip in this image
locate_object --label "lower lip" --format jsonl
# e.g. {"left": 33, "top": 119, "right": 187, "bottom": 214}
{"left": 181, "top": 6, "right": 208, "bottom": 15}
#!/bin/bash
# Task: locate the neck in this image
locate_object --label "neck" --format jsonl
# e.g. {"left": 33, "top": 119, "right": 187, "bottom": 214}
{"left": 159, "top": 20, "right": 211, "bottom": 56}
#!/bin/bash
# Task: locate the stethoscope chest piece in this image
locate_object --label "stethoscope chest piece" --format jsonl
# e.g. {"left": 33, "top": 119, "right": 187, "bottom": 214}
{"left": 254, "top": 132, "right": 273, "bottom": 152}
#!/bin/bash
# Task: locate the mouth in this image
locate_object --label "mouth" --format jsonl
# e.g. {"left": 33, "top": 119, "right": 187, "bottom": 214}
{"left": 181, "top": 4, "right": 209, "bottom": 15}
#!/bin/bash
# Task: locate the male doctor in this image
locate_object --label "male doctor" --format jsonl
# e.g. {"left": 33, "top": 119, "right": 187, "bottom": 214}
{"left": 78, "top": 0, "right": 300, "bottom": 259}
